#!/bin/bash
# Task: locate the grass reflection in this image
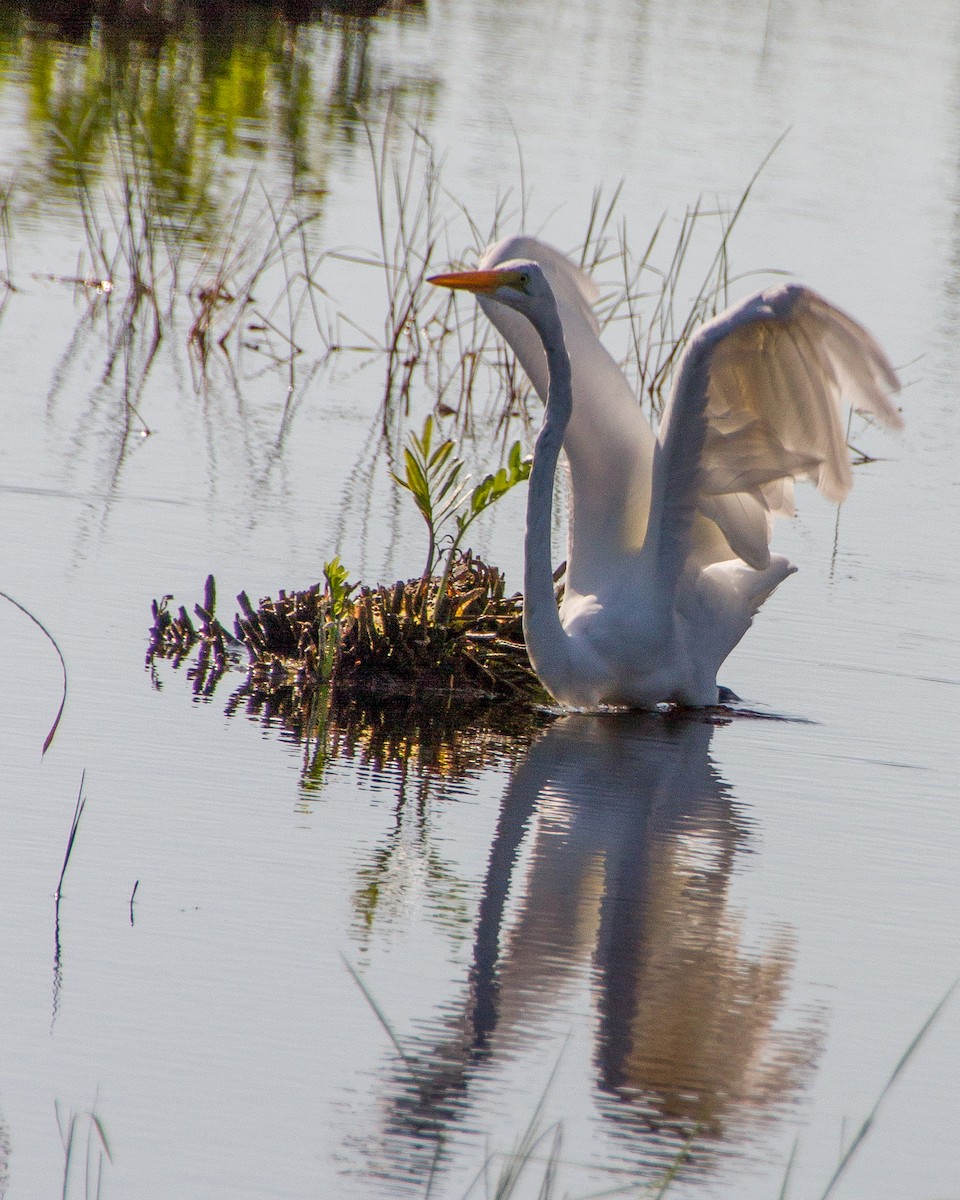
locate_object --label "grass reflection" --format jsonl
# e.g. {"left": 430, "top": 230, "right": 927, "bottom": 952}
{"left": 0, "top": 0, "right": 429, "bottom": 229}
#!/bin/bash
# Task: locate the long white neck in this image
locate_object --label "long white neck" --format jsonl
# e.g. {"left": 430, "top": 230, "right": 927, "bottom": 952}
{"left": 522, "top": 302, "right": 575, "bottom": 700}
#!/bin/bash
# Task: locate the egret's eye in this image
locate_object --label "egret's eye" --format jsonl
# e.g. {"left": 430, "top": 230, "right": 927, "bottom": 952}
{"left": 517, "top": 270, "right": 531, "bottom": 289}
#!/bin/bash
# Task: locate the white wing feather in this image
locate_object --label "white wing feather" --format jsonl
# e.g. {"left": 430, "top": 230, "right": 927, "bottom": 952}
{"left": 654, "top": 284, "right": 901, "bottom": 580}
{"left": 473, "top": 241, "right": 900, "bottom": 602}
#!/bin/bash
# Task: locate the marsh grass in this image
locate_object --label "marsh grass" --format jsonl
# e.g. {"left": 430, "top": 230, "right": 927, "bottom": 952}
{"left": 186, "top": 177, "right": 328, "bottom": 388}
{"left": 42, "top": 111, "right": 327, "bottom": 419}
{"left": 809, "top": 981, "right": 957, "bottom": 1200}
{"left": 14, "top": 102, "right": 786, "bottom": 472}
{"left": 0, "top": 589, "right": 68, "bottom": 754}
{"left": 366, "top": 120, "right": 444, "bottom": 419}
{"left": 52, "top": 773, "right": 88, "bottom": 1028}
{"left": 0, "top": 177, "right": 15, "bottom": 323}
{"left": 55, "top": 1100, "right": 111, "bottom": 1200}
{"left": 55, "top": 772, "right": 87, "bottom": 907}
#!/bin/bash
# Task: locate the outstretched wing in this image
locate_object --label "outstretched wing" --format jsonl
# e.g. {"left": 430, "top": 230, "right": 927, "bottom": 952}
{"left": 651, "top": 283, "right": 902, "bottom": 581}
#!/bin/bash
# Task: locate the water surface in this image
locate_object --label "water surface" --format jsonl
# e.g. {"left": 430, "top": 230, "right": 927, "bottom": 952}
{"left": 0, "top": 1, "right": 957, "bottom": 1197}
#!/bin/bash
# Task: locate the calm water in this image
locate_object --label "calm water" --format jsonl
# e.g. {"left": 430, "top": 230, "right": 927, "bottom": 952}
{"left": 0, "top": 1, "right": 957, "bottom": 1197}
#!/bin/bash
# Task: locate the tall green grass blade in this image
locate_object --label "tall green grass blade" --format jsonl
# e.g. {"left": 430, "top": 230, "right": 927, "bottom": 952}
{"left": 817, "top": 981, "right": 957, "bottom": 1200}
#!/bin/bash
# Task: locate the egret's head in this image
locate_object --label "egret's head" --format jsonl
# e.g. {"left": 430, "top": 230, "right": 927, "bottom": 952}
{"left": 428, "top": 259, "right": 552, "bottom": 320}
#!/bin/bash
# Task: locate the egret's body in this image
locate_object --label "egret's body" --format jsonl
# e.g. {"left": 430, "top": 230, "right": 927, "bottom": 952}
{"left": 430, "top": 238, "right": 901, "bottom": 709}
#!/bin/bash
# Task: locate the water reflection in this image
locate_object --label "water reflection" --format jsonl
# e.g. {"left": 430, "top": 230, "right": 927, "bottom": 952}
{"left": 363, "top": 712, "right": 823, "bottom": 1189}
{"left": 0, "top": 0, "right": 430, "bottom": 223}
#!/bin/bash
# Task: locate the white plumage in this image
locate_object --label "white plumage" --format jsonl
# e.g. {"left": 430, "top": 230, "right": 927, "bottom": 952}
{"left": 430, "top": 237, "right": 901, "bottom": 709}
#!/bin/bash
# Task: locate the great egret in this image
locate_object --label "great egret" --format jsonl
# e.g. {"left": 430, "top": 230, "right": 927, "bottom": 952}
{"left": 429, "top": 238, "right": 901, "bottom": 708}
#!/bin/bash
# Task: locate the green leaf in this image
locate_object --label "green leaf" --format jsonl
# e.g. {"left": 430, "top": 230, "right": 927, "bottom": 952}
{"left": 433, "top": 463, "right": 464, "bottom": 501}
{"left": 402, "top": 447, "right": 429, "bottom": 495}
{"left": 323, "top": 556, "right": 355, "bottom": 621}
{"left": 428, "top": 439, "right": 456, "bottom": 471}
{"left": 391, "top": 414, "right": 469, "bottom": 579}
{"left": 415, "top": 414, "right": 434, "bottom": 459}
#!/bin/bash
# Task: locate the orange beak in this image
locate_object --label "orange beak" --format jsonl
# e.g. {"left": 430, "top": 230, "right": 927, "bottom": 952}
{"left": 428, "top": 267, "right": 519, "bottom": 294}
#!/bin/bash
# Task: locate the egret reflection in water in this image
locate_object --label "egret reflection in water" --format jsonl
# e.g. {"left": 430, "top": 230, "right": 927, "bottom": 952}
{"left": 356, "top": 711, "right": 824, "bottom": 1189}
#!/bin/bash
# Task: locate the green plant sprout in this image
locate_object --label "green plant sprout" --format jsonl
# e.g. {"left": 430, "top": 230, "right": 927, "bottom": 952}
{"left": 320, "top": 556, "right": 356, "bottom": 681}
{"left": 390, "top": 414, "right": 468, "bottom": 581}
{"left": 392, "top": 414, "right": 531, "bottom": 620}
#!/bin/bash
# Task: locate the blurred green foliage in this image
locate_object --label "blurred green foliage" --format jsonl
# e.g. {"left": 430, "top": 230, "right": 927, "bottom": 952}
{"left": 0, "top": 0, "right": 430, "bottom": 241}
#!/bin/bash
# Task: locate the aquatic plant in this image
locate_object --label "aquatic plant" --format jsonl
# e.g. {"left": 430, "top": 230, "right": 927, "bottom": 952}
{"left": 147, "top": 555, "right": 548, "bottom": 795}
{"left": 147, "top": 551, "right": 548, "bottom": 742}
{"left": 391, "top": 413, "right": 531, "bottom": 615}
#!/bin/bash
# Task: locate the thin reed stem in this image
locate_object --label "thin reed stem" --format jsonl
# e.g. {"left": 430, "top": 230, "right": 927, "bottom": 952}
{"left": 0, "top": 590, "right": 68, "bottom": 754}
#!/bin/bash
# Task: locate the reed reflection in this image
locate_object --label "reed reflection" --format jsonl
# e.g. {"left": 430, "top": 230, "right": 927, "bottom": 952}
{"left": 0, "top": 0, "right": 429, "bottom": 216}
{"left": 365, "top": 711, "right": 823, "bottom": 1188}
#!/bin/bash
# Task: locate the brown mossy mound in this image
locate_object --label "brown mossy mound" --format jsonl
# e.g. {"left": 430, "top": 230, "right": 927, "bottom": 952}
{"left": 147, "top": 551, "right": 549, "bottom": 742}
{"left": 334, "top": 553, "right": 540, "bottom": 701}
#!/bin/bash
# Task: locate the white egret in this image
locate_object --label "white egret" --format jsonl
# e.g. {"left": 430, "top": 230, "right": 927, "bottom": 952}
{"left": 429, "top": 238, "right": 901, "bottom": 708}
